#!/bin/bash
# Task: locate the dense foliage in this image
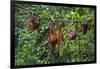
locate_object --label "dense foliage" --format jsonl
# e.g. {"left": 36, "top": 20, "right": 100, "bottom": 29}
{"left": 15, "top": 3, "right": 95, "bottom": 66}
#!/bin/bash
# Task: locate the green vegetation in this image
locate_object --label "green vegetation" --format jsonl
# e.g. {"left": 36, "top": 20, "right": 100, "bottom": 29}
{"left": 15, "top": 3, "right": 95, "bottom": 66}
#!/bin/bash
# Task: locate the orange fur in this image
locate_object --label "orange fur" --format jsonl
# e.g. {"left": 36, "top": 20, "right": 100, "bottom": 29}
{"left": 27, "top": 14, "right": 39, "bottom": 32}
{"left": 56, "top": 22, "right": 62, "bottom": 50}
{"left": 48, "top": 22, "right": 62, "bottom": 53}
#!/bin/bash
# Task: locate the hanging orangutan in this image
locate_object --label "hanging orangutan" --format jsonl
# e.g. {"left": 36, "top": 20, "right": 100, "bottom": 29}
{"left": 80, "top": 23, "right": 88, "bottom": 35}
{"left": 67, "top": 24, "right": 77, "bottom": 40}
{"left": 48, "top": 21, "right": 62, "bottom": 54}
{"left": 48, "top": 21, "right": 57, "bottom": 54}
{"left": 56, "top": 22, "right": 62, "bottom": 51}
{"left": 27, "top": 11, "right": 40, "bottom": 32}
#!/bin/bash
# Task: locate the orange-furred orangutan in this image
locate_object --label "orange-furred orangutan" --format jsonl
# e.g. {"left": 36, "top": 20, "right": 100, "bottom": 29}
{"left": 48, "top": 22, "right": 57, "bottom": 52}
{"left": 80, "top": 23, "right": 88, "bottom": 35}
{"left": 56, "top": 22, "right": 62, "bottom": 51}
{"left": 67, "top": 24, "right": 77, "bottom": 40}
{"left": 67, "top": 32, "right": 77, "bottom": 40}
{"left": 48, "top": 22, "right": 62, "bottom": 54}
{"left": 27, "top": 11, "right": 39, "bottom": 32}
